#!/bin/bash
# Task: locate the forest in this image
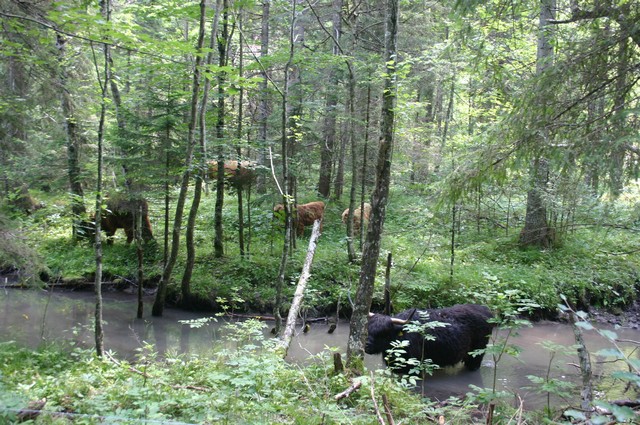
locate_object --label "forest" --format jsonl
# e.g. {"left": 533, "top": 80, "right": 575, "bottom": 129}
{"left": 1, "top": 0, "right": 640, "bottom": 423}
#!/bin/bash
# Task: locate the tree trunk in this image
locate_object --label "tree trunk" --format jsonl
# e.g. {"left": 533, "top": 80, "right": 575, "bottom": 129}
{"left": 279, "top": 220, "right": 321, "bottom": 356}
{"left": 360, "top": 84, "right": 372, "bottom": 250}
{"left": 273, "top": 0, "right": 302, "bottom": 335}
{"left": 237, "top": 11, "right": 246, "bottom": 257}
{"left": 56, "top": 32, "right": 87, "bottom": 239}
{"left": 609, "top": 36, "right": 629, "bottom": 197}
{"left": 152, "top": 0, "right": 207, "bottom": 317}
{"left": 347, "top": 0, "right": 398, "bottom": 371}
{"left": 317, "top": 0, "right": 343, "bottom": 198}
{"left": 182, "top": 0, "right": 221, "bottom": 301}
{"left": 256, "top": 0, "right": 270, "bottom": 195}
{"left": 2, "top": 26, "right": 28, "bottom": 192}
{"left": 214, "top": 0, "right": 230, "bottom": 258}
{"left": 92, "top": 0, "right": 114, "bottom": 357}
{"left": 519, "top": 0, "right": 555, "bottom": 249}
{"left": 333, "top": 101, "right": 347, "bottom": 200}
{"left": 136, "top": 202, "right": 144, "bottom": 319}
{"left": 346, "top": 77, "right": 358, "bottom": 262}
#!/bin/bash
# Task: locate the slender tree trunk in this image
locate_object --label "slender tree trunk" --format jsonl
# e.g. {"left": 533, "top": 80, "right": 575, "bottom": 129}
{"left": 92, "top": 0, "right": 115, "bottom": 357}
{"left": 57, "top": 33, "right": 87, "bottom": 240}
{"left": 256, "top": 0, "right": 271, "bottom": 195}
{"left": 3, "top": 28, "right": 28, "bottom": 192}
{"left": 152, "top": 0, "right": 207, "bottom": 317}
{"left": 333, "top": 103, "right": 346, "bottom": 200}
{"left": 163, "top": 111, "right": 171, "bottom": 271}
{"left": 346, "top": 77, "right": 358, "bottom": 262}
{"left": 136, "top": 203, "right": 144, "bottom": 318}
{"left": 384, "top": 253, "right": 392, "bottom": 315}
{"left": 347, "top": 0, "right": 398, "bottom": 370}
{"left": 286, "top": 8, "right": 304, "bottom": 245}
{"left": 182, "top": 0, "right": 221, "bottom": 301}
{"left": 609, "top": 36, "right": 629, "bottom": 197}
{"left": 317, "top": 0, "right": 343, "bottom": 198}
{"left": 273, "top": 0, "right": 301, "bottom": 335}
{"left": 360, "top": 84, "right": 372, "bottom": 250}
{"left": 237, "top": 11, "right": 246, "bottom": 257}
{"left": 214, "top": 0, "right": 230, "bottom": 258}
{"left": 519, "top": 0, "right": 555, "bottom": 249}
{"left": 106, "top": 38, "right": 131, "bottom": 189}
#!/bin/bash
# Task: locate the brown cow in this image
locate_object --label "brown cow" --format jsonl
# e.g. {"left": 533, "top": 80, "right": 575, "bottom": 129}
{"left": 341, "top": 202, "right": 371, "bottom": 233}
{"left": 8, "top": 185, "right": 43, "bottom": 215}
{"left": 274, "top": 201, "right": 325, "bottom": 236}
{"left": 207, "top": 160, "right": 257, "bottom": 190}
{"left": 85, "top": 196, "right": 154, "bottom": 245}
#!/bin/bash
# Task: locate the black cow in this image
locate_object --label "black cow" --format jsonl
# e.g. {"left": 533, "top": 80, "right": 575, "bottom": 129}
{"left": 365, "top": 304, "right": 494, "bottom": 374}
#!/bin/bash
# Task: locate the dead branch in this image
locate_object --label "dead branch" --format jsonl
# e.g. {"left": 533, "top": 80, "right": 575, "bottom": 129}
{"left": 334, "top": 379, "right": 362, "bottom": 401}
{"left": 370, "top": 372, "right": 386, "bottom": 425}
{"left": 172, "top": 384, "right": 210, "bottom": 392}
{"left": 382, "top": 394, "right": 395, "bottom": 425}
{"left": 106, "top": 350, "right": 148, "bottom": 378}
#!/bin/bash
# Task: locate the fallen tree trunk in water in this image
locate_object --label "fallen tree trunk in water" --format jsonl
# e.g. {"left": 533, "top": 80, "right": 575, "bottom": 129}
{"left": 278, "top": 219, "right": 322, "bottom": 357}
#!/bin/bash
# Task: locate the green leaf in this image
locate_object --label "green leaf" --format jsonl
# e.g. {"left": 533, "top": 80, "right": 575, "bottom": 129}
{"left": 575, "top": 321, "right": 594, "bottom": 330}
{"left": 594, "top": 348, "right": 623, "bottom": 358}
{"left": 563, "top": 409, "right": 586, "bottom": 420}
{"left": 597, "top": 329, "right": 618, "bottom": 341}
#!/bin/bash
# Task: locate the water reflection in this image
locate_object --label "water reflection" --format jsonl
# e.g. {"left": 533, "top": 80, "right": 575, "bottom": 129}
{"left": 1, "top": 288, "right": 638, "bottom": 410}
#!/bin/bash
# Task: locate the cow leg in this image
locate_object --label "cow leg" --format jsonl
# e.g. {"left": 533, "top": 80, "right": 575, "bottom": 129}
{"left": 142, "top": 217, "right": 154, "bottom": 241}
{"left": 464, "top": 335, "right": 492, "bottom": 371}
{"left": 124, "top": 227, "right": 134, "bottom": 244}
{"left": 463, "top": 354, "right": 483, "bottom": 371}
{"left": 105, "top": 229, "right": 115, "bottom": 245}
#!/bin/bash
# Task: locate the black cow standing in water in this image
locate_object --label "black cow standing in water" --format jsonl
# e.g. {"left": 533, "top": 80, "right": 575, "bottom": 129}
{"left": 365, "top": 304, "right": 494, "bottom": 374}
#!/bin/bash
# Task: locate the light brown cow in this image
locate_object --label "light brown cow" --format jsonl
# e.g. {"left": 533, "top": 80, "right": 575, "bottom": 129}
{"left": 341, "top": 202, "right": 371, "bottom": 233}
{"left": 207, "top": 160, "right": 257, "bottom": 190}
{"left": 274, "top": 201, "right": 325, "bottom": 236}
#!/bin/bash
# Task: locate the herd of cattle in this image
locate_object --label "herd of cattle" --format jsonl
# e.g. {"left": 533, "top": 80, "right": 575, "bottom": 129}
{"left": 74, "top": 160, "right": 376, "bottom": 244}
{"left": 76, "top": 160, "right": 494, "bottom": 376}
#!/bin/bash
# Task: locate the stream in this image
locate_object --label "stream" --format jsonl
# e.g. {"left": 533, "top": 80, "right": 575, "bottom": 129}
{"left": 1, "top": 287, "right": 638, "bottom": 411}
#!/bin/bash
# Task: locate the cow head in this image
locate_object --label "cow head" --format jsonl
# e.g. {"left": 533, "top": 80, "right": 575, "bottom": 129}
{"left": 365, "top": 309, "right": 417, "bottom": 355}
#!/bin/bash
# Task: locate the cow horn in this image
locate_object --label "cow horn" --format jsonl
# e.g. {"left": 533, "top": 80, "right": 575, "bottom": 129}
{"left": 390, "top": 308, "right": 418, "bottom": 325}
{"left": 368, "top": 312, "right": 375, "bottom": 318}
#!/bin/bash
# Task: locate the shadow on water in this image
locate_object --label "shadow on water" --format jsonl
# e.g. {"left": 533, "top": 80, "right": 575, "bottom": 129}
{"left": 2, "top": 288, "right": 638, "bottom": 410}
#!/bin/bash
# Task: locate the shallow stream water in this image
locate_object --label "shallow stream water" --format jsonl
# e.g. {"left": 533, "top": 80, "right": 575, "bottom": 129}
{"left": 1, "top": 288, "right": 638, "bottom": 410}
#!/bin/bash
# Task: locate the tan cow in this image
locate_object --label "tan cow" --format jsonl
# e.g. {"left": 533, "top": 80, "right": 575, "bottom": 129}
{"left": 341, "top": 202, "right": 371, "bottom": 233}
{"left": 207, "top": 160, "right": 257, "bottom": 190}
{"left": 274, "top": 201, "right": 325, "bottom": 236}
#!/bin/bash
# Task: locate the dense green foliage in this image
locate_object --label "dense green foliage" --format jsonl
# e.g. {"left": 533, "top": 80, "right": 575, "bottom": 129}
{"left": 1, "top": 0, "right": 640, "bottom": 422}
{"left": 1, "top": 316, "right": 638, "bottom": 424}
{"left": 0, "top": 322, "right": 445, "bottom": 424}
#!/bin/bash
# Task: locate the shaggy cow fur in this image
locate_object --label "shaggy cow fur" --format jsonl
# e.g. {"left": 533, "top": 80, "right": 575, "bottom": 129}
{"left": 341, "top": 202, "right": 371, "bottom": 233}
{"left": 273, "top": 201, "right": 325, "bottom": 236}
{"left": 365, "top": 304, "right": 494, "bottom": 374}
{"left": 207, "top": 160, "right": 257, "bottom": 190}
{"left": 87, "top": 197, "right": 154, "bottom": 245}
